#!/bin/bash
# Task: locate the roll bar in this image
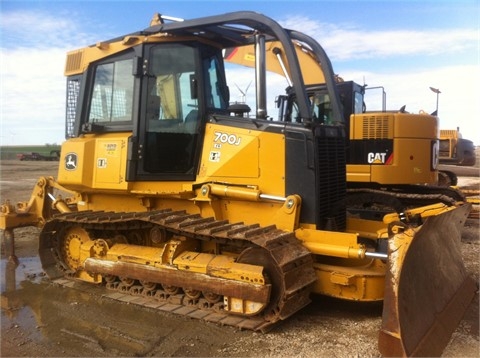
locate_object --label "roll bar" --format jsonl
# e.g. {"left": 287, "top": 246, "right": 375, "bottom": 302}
{"left": 143, "top": 11, "right": 342, "bottom": 124}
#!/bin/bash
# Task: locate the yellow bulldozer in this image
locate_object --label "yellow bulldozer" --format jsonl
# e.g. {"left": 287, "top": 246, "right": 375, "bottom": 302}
{"left": 0, "top": 11, "right": 476, "bottom": 357}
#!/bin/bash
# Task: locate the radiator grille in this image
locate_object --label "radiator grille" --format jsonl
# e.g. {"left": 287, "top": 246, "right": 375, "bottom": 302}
{"left": 314, "top": 126, "right": 346, "bottom": 231}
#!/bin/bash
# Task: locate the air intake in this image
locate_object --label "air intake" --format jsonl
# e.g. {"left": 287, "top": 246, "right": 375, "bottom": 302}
{"left": 362, "top": 115, "right": 390, "bottom": 139}
{"left": 65, "top": 51, "right": 83, "bottom": 75}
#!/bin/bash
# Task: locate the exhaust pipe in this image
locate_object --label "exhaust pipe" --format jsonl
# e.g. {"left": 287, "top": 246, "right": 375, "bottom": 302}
{"left": 255, "top": 33, "right": 267, "bottom": 119}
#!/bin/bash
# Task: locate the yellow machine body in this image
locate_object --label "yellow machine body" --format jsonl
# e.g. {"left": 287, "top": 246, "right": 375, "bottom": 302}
{"left": 440, "top": 129, "right": 460, "bottom": 159}
{"left": 347, "top": 112, "right": 438, "bottom": 185}
{"left": 56, "top": 122, "right": 387, "bottom": 303}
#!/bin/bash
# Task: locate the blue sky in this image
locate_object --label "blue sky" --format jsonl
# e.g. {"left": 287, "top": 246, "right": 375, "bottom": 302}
{"left": 1, "top": 0, "right": 478, "bottom": 145}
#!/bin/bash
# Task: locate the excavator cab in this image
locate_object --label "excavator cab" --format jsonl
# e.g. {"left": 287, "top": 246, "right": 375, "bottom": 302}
{"left": 277, "top": 81, "right": 365, "bottom": 124}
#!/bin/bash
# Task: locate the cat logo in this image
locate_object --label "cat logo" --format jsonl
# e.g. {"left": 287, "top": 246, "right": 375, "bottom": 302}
{"left": 367, "top": 152, "right": 388, "bottom": 164}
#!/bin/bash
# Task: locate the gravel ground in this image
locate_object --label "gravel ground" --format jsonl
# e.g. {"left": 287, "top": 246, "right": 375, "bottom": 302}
{"left": 1, "top": 159, "right": 479, "bottom": 357}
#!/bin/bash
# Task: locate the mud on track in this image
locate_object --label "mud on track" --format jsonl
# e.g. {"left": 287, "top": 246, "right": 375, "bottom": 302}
{"left": 1, "top": 159, "right": 479, "bottom": 357}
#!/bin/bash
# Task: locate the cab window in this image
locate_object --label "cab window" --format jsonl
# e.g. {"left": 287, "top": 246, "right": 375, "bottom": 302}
{"left": 143, "top": 44, "right": 199, "bottom": 175}
{"left": 88, "top": 58, "right": 134, "bottom": 123}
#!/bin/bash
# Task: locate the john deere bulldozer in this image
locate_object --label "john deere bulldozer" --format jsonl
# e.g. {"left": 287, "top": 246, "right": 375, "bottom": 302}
{"left": 0, "top": 11, "right": 476, "bottom": 356}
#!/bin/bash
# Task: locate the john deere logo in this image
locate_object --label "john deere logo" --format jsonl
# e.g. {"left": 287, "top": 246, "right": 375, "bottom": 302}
{"left": 65, "top": 153, "right": 78, "bottom": 171}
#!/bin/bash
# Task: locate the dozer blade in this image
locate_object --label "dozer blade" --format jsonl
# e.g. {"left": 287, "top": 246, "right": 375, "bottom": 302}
{"left": 379, "top": 203, "right": 477, "bottom": 357}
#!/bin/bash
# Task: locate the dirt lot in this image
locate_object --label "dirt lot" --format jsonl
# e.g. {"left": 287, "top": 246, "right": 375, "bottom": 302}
{"left": 1, "top": 160, "right": 479, "bottom": 357}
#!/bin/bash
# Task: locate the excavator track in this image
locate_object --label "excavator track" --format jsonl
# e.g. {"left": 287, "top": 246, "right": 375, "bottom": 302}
{"left": 39, "top": 209, "right": 317, "bottom": 332}
{"left": 347, "top": 185, "right": 465, "bottom": 219}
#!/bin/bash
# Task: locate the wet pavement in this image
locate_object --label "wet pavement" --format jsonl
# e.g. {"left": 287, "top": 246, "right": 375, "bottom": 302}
{"left": 0, "top": 255, "right": 247, "bottom": 357}
{"left": 1, "top": 159, "right": 478, "bottom": 357}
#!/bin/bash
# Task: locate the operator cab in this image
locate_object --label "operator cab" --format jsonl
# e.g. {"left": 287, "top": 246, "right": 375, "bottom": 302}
{"left": 66, "top": 41, "right": 229, "bottom": 181}
{"left": 138, "top": 43, "right": 229, "bottom": 179}
{"left": 277, "top": 81, "right": 365, "bottom": 124}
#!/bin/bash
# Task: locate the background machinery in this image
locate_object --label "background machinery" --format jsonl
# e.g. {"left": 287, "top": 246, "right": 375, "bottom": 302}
{"left": 279, "top": 80, "right": 466, "bottom": 212}
{"left": 17, "top": 150, "right": 60, "bottom": 161}
{"left": 0, "top": 11, "right": 475, "bottom": 357}
{"left": 225, "top": 43, "right": 466, "bottom": 213}
{"left": 439, "top": 127, "right": 476, "bottom": 166}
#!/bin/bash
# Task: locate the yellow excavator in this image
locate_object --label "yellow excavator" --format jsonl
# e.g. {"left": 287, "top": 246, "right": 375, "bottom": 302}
{"left": 0, "top": 11, "right": 476, "bottom": 357}
{"left": 225, "top": 42, "right": 466, "bottom": 214}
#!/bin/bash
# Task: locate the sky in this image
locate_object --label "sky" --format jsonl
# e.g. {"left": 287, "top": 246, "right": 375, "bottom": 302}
{"left": 0, "top": 0, "right": 479, "bottom": 146}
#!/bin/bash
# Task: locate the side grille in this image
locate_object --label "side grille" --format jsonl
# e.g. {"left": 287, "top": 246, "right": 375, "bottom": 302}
{"left": 65, "top": 76, "right": 82, "bottom": 138}
{"left": 362, "top": 115, "right": 390, "bottom": 139}
{"left": 440, "top": 129, "right": 457, "bottom": 138}
{"left": 314, "top": 126, "right": 346, "bottom": 231}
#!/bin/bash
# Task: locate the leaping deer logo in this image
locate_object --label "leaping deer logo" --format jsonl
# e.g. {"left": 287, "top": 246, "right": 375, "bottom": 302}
{"left": 65, "top": 153, "right": 77, "bottom": 170}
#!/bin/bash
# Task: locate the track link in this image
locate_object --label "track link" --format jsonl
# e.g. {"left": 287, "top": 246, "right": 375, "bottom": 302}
{"left": 350, "top": 185, "right": 464, "bottom": 206}
{"left": 40, "top": 209, "right": 316, "bottom": 332}
{"left": 347, "top": 185, "right": 465, "bottom": 215}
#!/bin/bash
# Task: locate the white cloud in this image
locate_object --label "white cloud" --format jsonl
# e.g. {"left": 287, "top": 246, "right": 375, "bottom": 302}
{"left": 280, "top": 16, "right": 477, "bottom": 60}
{"left": 0, "top": 10, "right": 97, "bottom": 50}
{"left": 342, "top": 64, "right": 480, "bottom": 145}
{"left": 0, "top": 10, "right": 102, "bottom": 146}
{"left": 0, "top": 10, "right": 478, "bottom": 146}
{"left": 0, "top": 47, "right": 67, "bottom": 145}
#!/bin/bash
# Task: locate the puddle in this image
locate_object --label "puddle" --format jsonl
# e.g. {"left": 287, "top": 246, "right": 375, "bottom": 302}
{"left": 0, "top": 255, "right": 233, "bottom": 357}
{"left": 0, "top": 256, "right": 44, "bottom": 293}
{"left": 0, "top": 255, "right": 159, "bottom": 355}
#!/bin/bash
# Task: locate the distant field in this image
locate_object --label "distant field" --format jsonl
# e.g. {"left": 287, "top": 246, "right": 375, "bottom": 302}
{"left": 0, "top": 145, "right": 61, "bottom": 160}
